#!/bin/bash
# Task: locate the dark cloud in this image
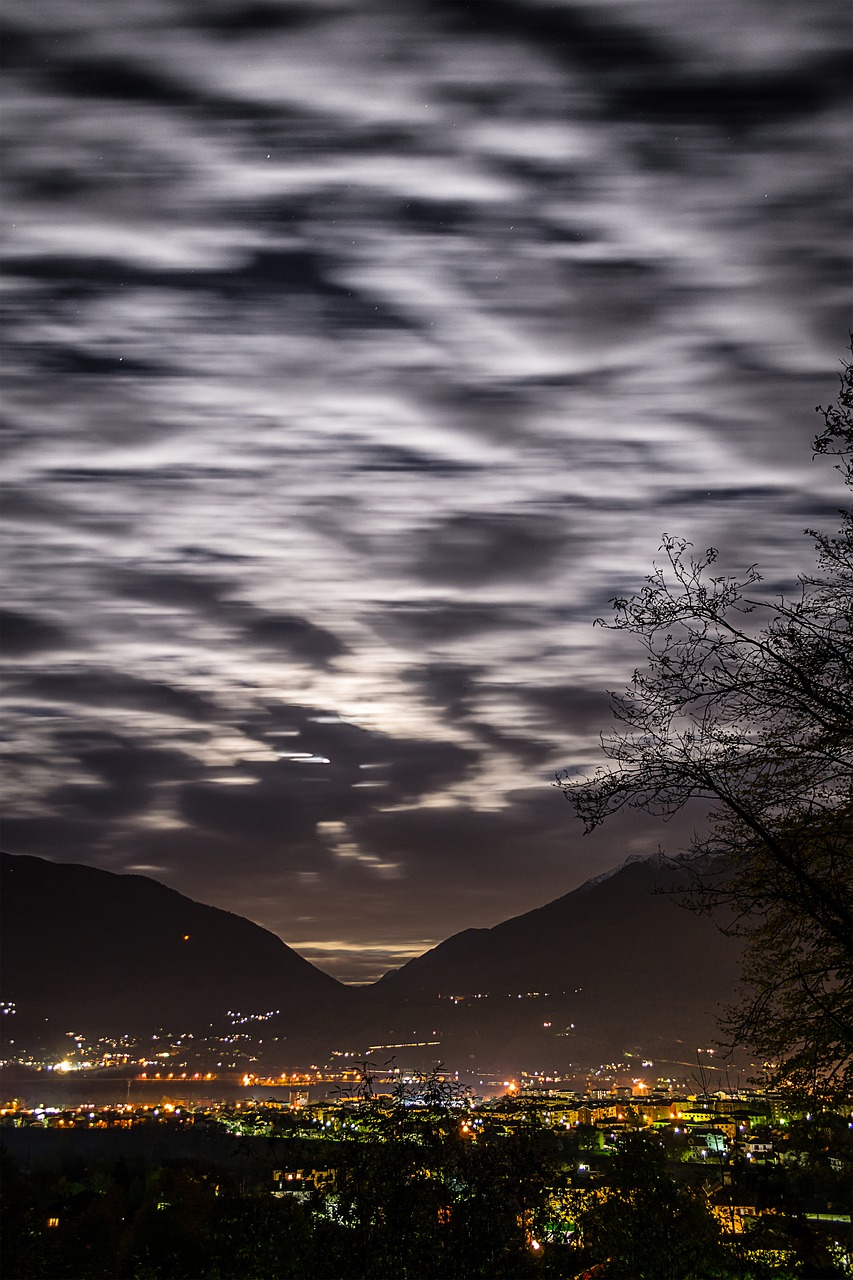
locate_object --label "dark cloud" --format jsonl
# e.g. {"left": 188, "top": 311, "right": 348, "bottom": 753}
{"left": 0, "top": 485, "right": 129, "bottom": 534}
{"left": 427, "top": 0, "right": 675, "bottom": 81}
{"left": 0, "top": 814, "right": 105, "bottom": 863}
{"left": 198, "top": 4, "right": 323, "bottom": 39}
{"left": 354, "top": 800, "right": 567, "bottom": 883}
{"left": 1, "top": 487, "right": 70, "bottom": 524}
{"left": 73, "top": 734, "right": 201, "bottom": 788}
{"left": 467, "top": 722, "right": 554, "bottom": 766}
{"left": 104, "top": 566, "right": 347, "bottom": 666}
{"left": 179, "top": 775, "right": 328, "bottom": 849}
{"left": 10, "top": 669, "right": 222, "bottom": 722}
{"left": 353, "top": 446, "right": 478, "bottom": 475}
{"left": 413, "top": 514, "right": 567, "bottom": 586}
{"left": 404, "top": 664, "right": 554, "bottom": 764}
{"left": 47, "top": 779, "right": 153, "bottom": 821}
{"left": 244, "top": 613, "right": 347, "bottom": 665}
{"left": 161, "top": 708, "right": 482, "bottom": 859}
{"left": 407, "top": 662, "right": 483, "bottom": 722}
{"left": 513, "top": 684, "right": 616, "bottom": 735}
{"left": 7, "top": 249, "right": 411, "bottom": 337}
{"left": 373, "top": 601, "right": 527, "bottom": 645}
{"left": 0, "top": 21, "right": 34, "bottom": 72}
{"left": 47, "top": 57, "right": 199, "bottom": 108}
{"left": 614, "top": 56, "right": 851, "bottom": 134}
{"left": 431, "top": 0, "right": 848, "bottom": 132}
{"left": 0, "top": 608, "right": 69, "bottom": 657}
{"left": 103, "top": 566, "right": 230, "bottom": 611}
{"left": 33, "top": 347, "right": 166, "bottom": 377}
{"left": 397, "top": 198, "right": 478, "bottom": 236}
{"left": 259, "top": 712, "right": 481, "bottom": 804}
{"left": 657, "top": 484, "right": 789, "bottom": 507}
{"left": 383, "top": 738, "right": 479, "bottom": 801}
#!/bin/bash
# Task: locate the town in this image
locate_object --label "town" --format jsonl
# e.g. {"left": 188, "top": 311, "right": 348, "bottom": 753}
{"left": 2, "top": 1071, "right": 850, "bottom": 1278}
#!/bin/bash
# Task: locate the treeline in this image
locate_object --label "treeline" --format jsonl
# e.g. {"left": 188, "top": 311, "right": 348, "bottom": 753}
{"left": 2, "top": 1107, "right": 848, "bottom": 1279}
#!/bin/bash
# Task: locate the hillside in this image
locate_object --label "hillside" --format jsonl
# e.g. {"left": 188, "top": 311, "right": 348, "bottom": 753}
{"left": 361, "top": 856, "right": 744, "bottom": 1071}
{"left": 1, "top": 852, "right": 744, "bottom": 1074}
{"left": 0, "top": 852, "right": 349, "bottom": 1053}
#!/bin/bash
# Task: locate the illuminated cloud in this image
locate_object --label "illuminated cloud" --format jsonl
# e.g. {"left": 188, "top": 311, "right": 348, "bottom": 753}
{"left": 0, "top": 0, "right": 848, "bottom": 978}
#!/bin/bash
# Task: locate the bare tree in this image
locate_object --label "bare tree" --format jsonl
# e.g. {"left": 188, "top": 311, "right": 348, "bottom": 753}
{"left": 558, "top": 350, "right": 853, "bottom": 1098}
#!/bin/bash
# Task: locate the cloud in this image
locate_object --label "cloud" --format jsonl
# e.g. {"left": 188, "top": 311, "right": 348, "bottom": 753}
{"left": 406, "top": 662, "right": 482, "bottom": 721}
{"left": 0, "top": 813, "right": 105, "bottom": 863}
{"left": 46, "top": 779, "right": 153, "bottom": 821}
{"left": 193, "top": 4, "right": 325, "bottom": 40}
{"left": 73, "top": 733, "right": 202, "bottom": 789}
{"left": 613, "top": 57, "right": 850, "bottom": 134}
{"left": 244, "top": 612, "right": 347, "bottom": 665}
{"left": 412, "top": 513, "right": 567, "bottom": 586}
{"left": 103, "top": 565, "right": 347, "bottom": 666}
{"left": 512, "top": 683, "right": 616, "bottom": 735}
{"left": 1, "top": 726, "right": 207, "bottom": 839}
{"left": 179, "top": 774, "right": 329, "bottom": 849}
{"left": 9, "top": 669, "right": 223, "bottom": 722}
{"left": 103, "top": 565, "right": 229, "bottom": 611}
{"left": 401, "top": 663, "right": 564, "bottom": 765}
{"left": 372, "top": 600, "right": 527, "bottom": 645}
{"left": 1, "top": 0, "right": 848, "bottom": 979}
{"left": 382, "top": 737, "right": 479, "bottom": 801}
{"left": 0, "top": 608, "right": 70, "bottom": 656}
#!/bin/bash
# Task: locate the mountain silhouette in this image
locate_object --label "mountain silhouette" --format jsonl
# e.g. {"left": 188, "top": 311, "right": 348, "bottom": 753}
{"left": 1, "top": 852, "right": 743, "bottom": 1073}
{"left": 0, "top": 851, "right": 348, "bottom": 1056}
{"left": 361, "top": 855, "right": 744, "bottom": 1071}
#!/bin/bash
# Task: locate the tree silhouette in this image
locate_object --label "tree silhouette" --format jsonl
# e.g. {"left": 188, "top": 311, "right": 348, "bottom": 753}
{"left": 575, "top": 1132, "right": 726, "bottom": 1279}
{"left": 558, "top": 348, "right": 853, "bottom": 1098}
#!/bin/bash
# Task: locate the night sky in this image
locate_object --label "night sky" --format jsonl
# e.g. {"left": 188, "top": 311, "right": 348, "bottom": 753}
{"left": 2, "top": 0, "right": 850, "bottom": 982}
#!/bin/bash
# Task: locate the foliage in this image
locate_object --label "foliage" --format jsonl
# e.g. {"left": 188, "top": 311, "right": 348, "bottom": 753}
{"left": 575, "top": 1133, "right": 729, "bottom": 1279}
{"left": 4, "top": 1107, "right": 849, "bottom": 1279}
{"left": 557, "top": 348, "right": 853, "bottom": 1098}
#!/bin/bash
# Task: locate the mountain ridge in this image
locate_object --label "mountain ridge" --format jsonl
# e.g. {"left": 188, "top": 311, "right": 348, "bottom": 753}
{"left": 0, "top": 850, "right": 348, "bottom": 1053}
{"left": 1, "top": 851, "right": 743, "bottom": 1072}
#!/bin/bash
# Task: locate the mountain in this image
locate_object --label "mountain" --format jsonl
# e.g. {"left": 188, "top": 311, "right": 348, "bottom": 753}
{"left": 360, "top": 856, "right": 744, "bottom": 1071}
{"left": 0, "top": 851, "right": 350, "bottom": 1054}
{"left": 1, "top": 852, "right": 745, "bottom": 1075}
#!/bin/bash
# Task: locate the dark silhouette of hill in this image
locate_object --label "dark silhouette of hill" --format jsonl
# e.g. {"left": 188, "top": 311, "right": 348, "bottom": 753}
{"left": 361, "top": 856, "right": 744, "bottom": 1071}
{"left": 0, "top": 852, "right": 350, "bottom": 1053}
{"left": 1, "top": 852, "right": 744, "bottom": 1074}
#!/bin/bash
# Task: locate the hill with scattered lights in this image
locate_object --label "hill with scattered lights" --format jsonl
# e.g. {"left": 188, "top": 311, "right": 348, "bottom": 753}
{"left": 0, "top": 851, "right": 351, "bottom": 1061}
{"left": 360, "top": 856, "right": 744, "bottom": 1072}
{"left": 1, "top": 852, "right": 743, "bottom": 1074}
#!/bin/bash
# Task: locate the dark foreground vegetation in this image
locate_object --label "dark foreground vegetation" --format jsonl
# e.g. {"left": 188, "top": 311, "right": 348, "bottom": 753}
{"left": 3, "top": 1094, "right": 850, "bottom": 1280}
